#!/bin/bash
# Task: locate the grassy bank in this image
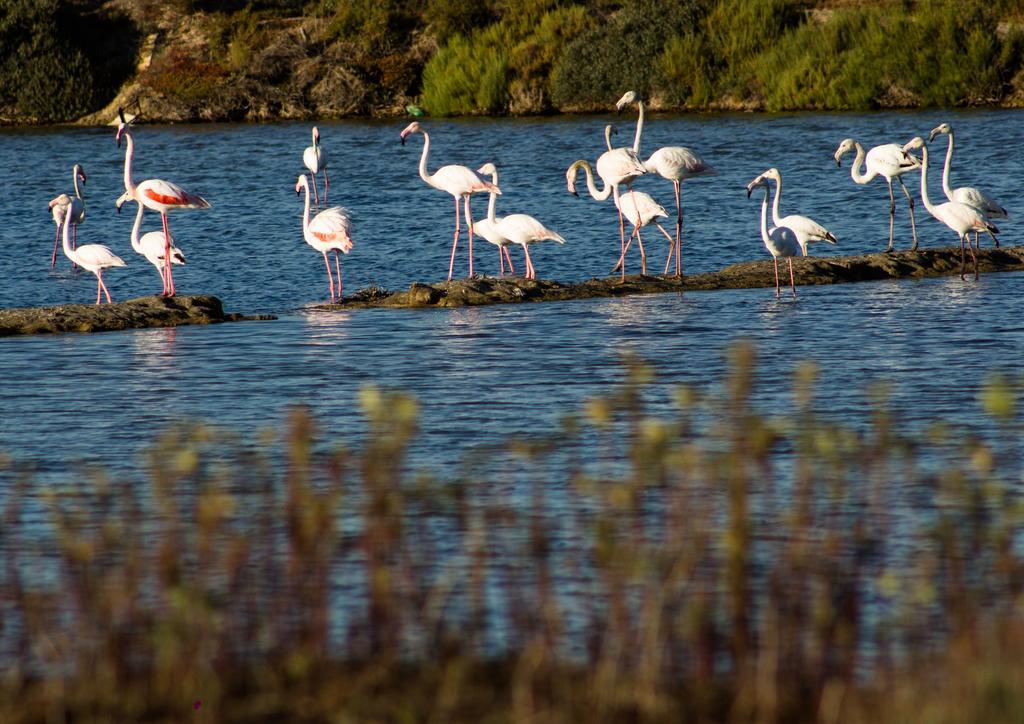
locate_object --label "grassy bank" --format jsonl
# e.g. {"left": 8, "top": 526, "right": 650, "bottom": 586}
{"left": 2, "top": 343, "right": 1024, "bottom": 722}
{"left": 3, "top": 0, "right": 1024, "bottom": 122}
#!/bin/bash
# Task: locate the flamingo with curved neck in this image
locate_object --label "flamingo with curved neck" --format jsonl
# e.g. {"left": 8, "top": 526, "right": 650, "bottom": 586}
{"left": 834, "top": 137, "right": 920, "bottom": 252}
{"left": 749, "top": 180, "right": 800, "bottom": 298}
{"left": 296, "top": 174, "right": 354, "bottom": 301}
{"left": 399, "top": 121, "right": 499, "bottom": 281}
{"left": 118, "top": 194, "right": 186, "bottom": 294}
{"left": 116, "top": 109, "right": 210, "bottom": 297}
{"left": 48, "top": 163, "right": 87, "bottom": 268}
{"left": 745, "top": 167, "right": 837, "bottom": 256}
{"left": 615, "top": 90, "right": 714, "bottom": 276}
{"left": 473, "top": 163, "right": 516, "bottom": 277}
{"left": 60, "top": 205, "right": 126, "bottom": 305}
{"left": 903, "top": 136, "right": 997, "bottom": 281}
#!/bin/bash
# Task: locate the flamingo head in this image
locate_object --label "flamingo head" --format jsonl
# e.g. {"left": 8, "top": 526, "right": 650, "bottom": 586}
{"left": 565, "top": 160, "right": 588, "bottom": 197}
{"left": 903, "top": 136, "right": 926, "bottom": 154}
{"left": 74, "top": 164, "right": 86, "bottom": 186}
{"left": 476, "top": 162, "right": 497, "bottom": 179}
{"left": 746, "top": 168, "right": 778, "bottom": 196}
{"left": 294, "top": 174, "right": 308, "bottom": 196}
{"left": 746, "top": 177, "right": 770, "bottom": 199}
{"left": 312, "top": 126, "right": 320, "bottom": 143}
{"left": 928, "top": 122, "right": 952, "bottom": 142}
{"left": 615, "top": 90, "right": 638, "bottom": 113}
{"left": 833, "top": 138, "right": 857, "bottom": 167}
{"left": 114, "top": 191, "right": 131, "bottom": 214}
{"left": 400, "top": 121, "right": 421, "bottom": 145}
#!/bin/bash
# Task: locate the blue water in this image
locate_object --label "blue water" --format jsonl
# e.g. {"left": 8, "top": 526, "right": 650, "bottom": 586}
{"left": 1, "top": 109, "right": 1022, "bottom": 476}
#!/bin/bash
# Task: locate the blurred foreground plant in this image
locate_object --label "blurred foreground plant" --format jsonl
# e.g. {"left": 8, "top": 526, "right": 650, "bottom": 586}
{"left": 2, "top": 341, "right": 1024, "bottom": 722}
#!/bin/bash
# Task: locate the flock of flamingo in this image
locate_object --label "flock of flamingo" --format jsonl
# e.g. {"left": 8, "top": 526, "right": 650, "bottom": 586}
{"left": 46, "top": 94, "right": 1007, "bottom": 305}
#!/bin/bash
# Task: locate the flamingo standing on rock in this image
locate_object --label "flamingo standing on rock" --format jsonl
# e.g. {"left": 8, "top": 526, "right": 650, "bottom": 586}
{"left": 748, "top": 178, "right": 800, "bottom": 298}
{"left": 399, "top": 121, "right": 499, "bottom": 281}
{"left": 928, "top": 122, "right": 1007, "bottom": 248}
{"left": 59, "top": 205, "right": 126, "bottom": 305}
{"left": 303, "top": 126, "right": 328, "bottom": 206}
{"left": 115, "top": 109, "right": 210, "bottom": 297}
{"left": 48, "top": 163, "right": 86, "bottom": 268}
{"left": 834, "top": 137, "right": 921, "bottom": 251}
{"left": 296, "top": 174, "right": 354, "bottom": 301}
{"left": 473, "top": 163, "right": 516, "bottom": 277}
{"left": 116, "top": 192, "right": 186, "bottom": 294}
{"left": 615, "top": 90, "right": 713, "bottom": 276}
{"left": 475, "top": 164, "right": 564, "bottom": 280}
{"left": 747, "top": 167, "right": 837, "bottom": 256}
{"left": 903, "top": 136, "right": 998, "bottom": 281}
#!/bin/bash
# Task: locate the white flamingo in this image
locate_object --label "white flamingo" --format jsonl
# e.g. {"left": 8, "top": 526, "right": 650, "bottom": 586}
{"left": 48, "top": 163, "right": 87, "bottom": 268}
{"left": 296, "top": 174, "right": 354, "bottom": 301}
{"left": 928, "top": 122, "right": 1006, "bottom": 248}
{"left": 834, "top": 137, "right": 921, "bottom": 251}
{"left": 116, "top": 193, "right": 186, "bottom": 294}
{"left": 495, "top": 213, "right": 566, "bottom": 280}
{"left": 747, "top": 167, "right": 837, "bottom": 256}
{"left": 611, "top": 189, "right": 676, "bottom": 278}
{"left": 903, "top": 136, "right": 998, "bottom": 281}
{"left": 615, "top": 90, "right": 713, "bottom": 276}
{"left": 474, "top": 163, "right": 516, "bottom": 277}
{"left": 60, "top": 205, "right": 126, "bottom": 305}
{"left": 116, "top": 109, "right": 210, "bottom": 297}
{"left": 303, "top": 126, "right": 328, "bottom": 206}
{"left": 399, "top": 121, "right": 500, "bottom": 281}
{"left": 749, "top": 178, "right": 800, "bottom": 298}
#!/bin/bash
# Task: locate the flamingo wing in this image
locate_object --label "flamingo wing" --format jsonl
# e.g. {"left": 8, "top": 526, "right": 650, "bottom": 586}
{"left": 496, "top": 214, "right": 566, "bottom": 245}
{"left": 474, "top": 216, "right": 509, "bottom": 247}
{"left": 951, "top": 186, "right": 1007, "bottom": 218}
{"left": 779, "top": 214, "right": 837, "bottom": 244}
{"left": 767, "top": 226, "right": 801, "bottom": 258}
{"left": 303, "top": 145, "right": 323, "bottom": 173}
{"left": 76, "top": 243, "right": 127, "bottom": 268}
{"left": 646, "top": 146, "right": 714, "bottom": 180}
{"left": 597, "top": 148, "right": 646, "bottom": 186}
{"left": 867, "top": 143, "right": 919, "bottom": 177}
{"left": 309, "top": 206, "right": 354, "bottom": 252}
{"left": 617, "top": 190, "right": 667, "bottom": 226}
{"left": 138, "top": 179, "right": 211, "bottom": 209}
{"left": 140, "top": 232, "right": 185, "bottom": 265}
{"left": 432, "top": 164, "right": 499, "bottom": 196}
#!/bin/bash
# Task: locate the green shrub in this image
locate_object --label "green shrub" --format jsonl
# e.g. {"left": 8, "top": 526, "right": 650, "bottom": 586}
{"left": 423, "top": 0, "right": 497, "bottom": 43}
{"left": 421, "top": 25, "right": 510, "bottom": 115}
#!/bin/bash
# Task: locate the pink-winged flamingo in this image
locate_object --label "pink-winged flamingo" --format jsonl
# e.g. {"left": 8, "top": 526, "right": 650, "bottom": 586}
{"left": 296, "top": 174, "right": 354, "bottom": 301}
{"left": 303, "top": 126, "right": 328, "bottom": 206}
{"left": 903, "top": 136, "right": 998, "bottom": 281}
{"left": 615, "top": 90, "right": 714, "bottom": 276}
{"left": 116, "top": 191, "right": 186, "bottom": 295}
{"left": 748, "top": 178, "right": 800, "bottom": 298}
{"left": 48, "top": 163, "right": 86, "bottom": 268}
{"left": 834, "top": 138, "right": 921, "bottom": 251}
{"left": 400, "top": 121, "right": 500, "bottom": 281}
{"left": 747, "top": 167, "right": 837, "bottom": 256}
{"left": 60, "top": 205, "right": 126, "bottom": 305}
{"left": 474, "top": 163, "right": 516, "bottom": 277}
{"left": 115, "top": 109, "right": 210, "bottom": 297}
{"left": 928, "top": 122, "right": 1006, "bottom": 248}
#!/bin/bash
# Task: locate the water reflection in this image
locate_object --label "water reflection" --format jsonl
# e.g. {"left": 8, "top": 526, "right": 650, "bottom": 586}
{"left": 131, "top": 327, "right": 179, "bottom": 371}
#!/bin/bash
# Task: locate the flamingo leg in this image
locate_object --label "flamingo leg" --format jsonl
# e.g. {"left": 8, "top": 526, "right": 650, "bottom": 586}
{"left": 51, "top": 226, "right": 60, "bottom": 269}
{"left": 95, "top": 273, "right": 102, "bottom": 305}
{"left": 629, "top": 190, "right": 646, "bottom": 275}
{"left": 464, "top": 195, "right": 475, "bottom": 278}
{"left": 613, "top": 228, "right": 638, "bottom": 279}
{"left": 773, "top": 257, "right": 781, "bottom": 298}
{"left": 161, "top": 213, "right": 176, "bottom": 297}
{"left": 675, "top": 181, "right": 683, "bottom": 277}
{"left": 497, "top": 246, "right": 505, "bottom": 277}
{"left": 158, "top": 257, "right": 168, "bottom": 296}
{"left": 968, "top": 235, "right": 979, "bottom": 280}
{"left": 311, "top": 174, "right": 320, "bottom": 207}
{"left": 987, "top": 229, "right": 999, "bottom": 248}
{"left": 322, "top": 251, "right": 336, "bottom": 300}
{"left": 504, "top": 246, "right": 516, "bottom": 275}
{"left": 885, "top": 180, "right": 896, "bottom": 252}
{"left": 788, "top": 258, "right": 796, "bottom": 297}
{"left": 655, "top": 222, "right": 676, "bottom": 276}
{"left": 959, "top": 234, "right": 966, "bottom": 281}
{"left": 896, "top": 176, "right": 918, "bottom": 251}
{"left": 448, "top": 197, "right": 460, "bottom": 282}
{"left": 335, "top": 250, "right": 343, "bottom": 299}
{"left": 323, "top": 168, "right": 329, "bottom": 207}
{"left": 523, "top": 244, "right": 536, "bottom": 279}
{"left": 613, "top": 186, "right": 626, "bottom": 278}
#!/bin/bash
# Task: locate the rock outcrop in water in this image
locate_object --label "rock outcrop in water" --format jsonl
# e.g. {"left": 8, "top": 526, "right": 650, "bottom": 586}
{"left": 326, "top": 246, "right": 1024, "bottom": 309}
{"left": 0, "top": 295, "right": 273, "bottom": 336}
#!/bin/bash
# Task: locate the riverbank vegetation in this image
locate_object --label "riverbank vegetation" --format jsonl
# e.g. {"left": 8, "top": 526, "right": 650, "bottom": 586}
{"left": 3, "top": 343, "right": 1024, "bottom": 721}
{"left": 3, "top": 0, "right": 1024, "bottom": 122}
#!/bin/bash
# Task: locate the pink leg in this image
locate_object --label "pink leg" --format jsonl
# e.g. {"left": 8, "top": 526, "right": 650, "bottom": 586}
{"left": 95, "top": 274, "right": 102, "bottom": 305}
{"left": 497, "top": 246, "right": 505, "bottom": 277}
{"left": 523, "top": 244, "right": 536, "bottom": 279}
{"left": 629, "top": 192, "right": 646, "bottom": 275}
{"left": 99, "top": 271, "right": 113, "bottom": 304}
{"left": 158, "top": 259, "right": 168, "bottom": 296}
{"left": 161, "top": 214, "right": 176, "bottom": 297}
{"left": 322, "top": 251, "right": 336, "bottom": 300}
{"left": 614, "top": 228, "right": 638, "bottom": 277}
{"left": 51, "top": 227, "right": 59, "bottom": 268}
{"left": 323, "top": 168, "right": 329, "bottom": 207}
{"left": 448, "top": 197, "right": 461, "bottom": 281}
{"left": 335, "top": 250, "right": 343, "bottom": 299}
{"left": 773, "top": 257, "right": 781, "bottom": 298}
{"left": 674, "top": 181, "right": 683, "bottom": 277}
{"left": 652, "top": 222, "right": 674, "bottom": 275}
{"left": 311, "top": 174, "right": 320, "bottom": 207}
{"left": 788, "top": 258, "right": 796, "bottom": 297}
{"left": 464, "top": 195, "right": 475, "bottom": 278}
{"left": 504, "top": 246, "right": 516, "bottom": 274}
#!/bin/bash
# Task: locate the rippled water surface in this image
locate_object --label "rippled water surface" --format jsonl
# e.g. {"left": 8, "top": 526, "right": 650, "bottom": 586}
{"left": 2, "top": 109, "right": 1023, "bottom": 474}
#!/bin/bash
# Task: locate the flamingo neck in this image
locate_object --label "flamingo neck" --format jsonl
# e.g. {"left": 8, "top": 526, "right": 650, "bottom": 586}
{"left": 415, "top": 130, "right": 439, "bottom": 190}
{"left": 919, "top": 146, "right": 937, "bottom": 214}
{"left": 485, "top": 170, "right": 499, "bottom": 223}
{"left": 130, "top": 202, "right": 144, "bottom": 253}
{"left": 848, "top": 142, "right": 869, "bottom": 184}
{"left": 122, "top": 131, "right": 137, "bottom": 198}
{"left": 604, "top": 125, "right": 613, "bottom": 152}
{"left": 632, "top": 99, "right": 644, "bottom": 154}
{"left": 760, "top": 187, "right": 771, "bottom": 246}
{"left": 300, "top": 177, "right": 312, "bottom": 232}
{"left": 572, "top": 160, "right": 612, "bottom": 201}
{"left": 61, "top": 209, "right": 78, "bottom": 264}
{"left": 940, "top": 131, "right": 955, "bottom": 201}
{"left": 770, "top": 175, "right": 783, "bottom": 227}
{"left": 72, "top": 167, "right": 83, "bottom": 200}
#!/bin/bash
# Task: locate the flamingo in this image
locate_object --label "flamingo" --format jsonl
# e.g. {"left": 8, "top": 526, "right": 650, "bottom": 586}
{"left": 610, "top": 189, "right": 676, "bottom": 279}
{"left": 834, "top": 138, "right": 921, "bottom": 251}
{"left": 59, "top": 205, "right": 126, "bottom": 305}
{"left": 566, "top": 126, "right": 647, "bottom": 276}
{"left": 903, "top": 136, "right": 998, "bottom": 281}
{"left": 746, "top": 167, "right": 837, "bottom": 256}
{"left": 473, "top": 163, "right": 517, "bottom": 277}
{"left": 115, "top": 109, "right": 210, "bottom": 297}
{"left": 495, "top": 213, "right": 566, "bottom": 280}
{"left": 928, "top": 122, "right": 1006, "bottom": 248}
{"left": 116, "top": 192, "right": 186, "bottom": 295}
{"left": 399, "top": 121, "right": 499, "bottom": 281}
{"left": 296, "top": 174, "right": 354, "bottom": 301}
{"left": 748, "top": 178, "right": 800, "bottom": 298}
{"left": 615, "top": 90, "right": 713, "bottom": 276}
{"left": 48, "top": 163, "right": 86, "bottom": 268}
{"left": 303, "top": 126, "right": 329, "bottom": 206}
